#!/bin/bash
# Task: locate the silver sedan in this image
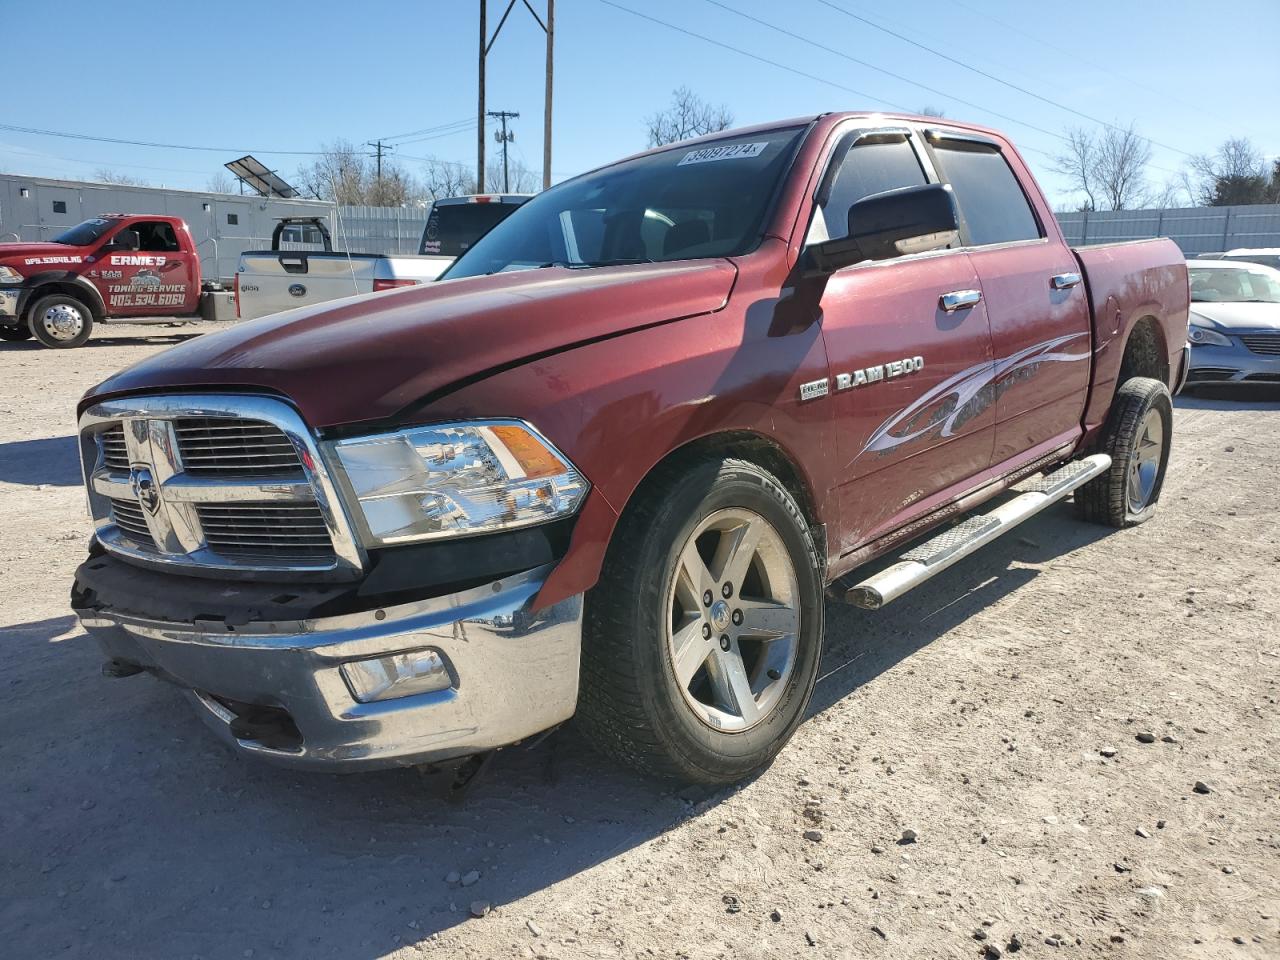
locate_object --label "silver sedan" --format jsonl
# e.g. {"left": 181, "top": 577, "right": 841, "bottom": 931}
{"left": 1185, "top": 260, "right": 1280, "bottom": 387}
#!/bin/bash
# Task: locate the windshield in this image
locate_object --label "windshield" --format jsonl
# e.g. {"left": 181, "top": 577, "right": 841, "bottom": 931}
{"left": 420, "top": 200, "right": 524, "bottom": 257}
{"left": 1189, "top": 265, "right": 1280, "bottom": 304}
{"left": 52, "top": 218, "right": 118, "bottom": 246}
{"left": 443, "top": 127, "right": 806, "bottom": 279}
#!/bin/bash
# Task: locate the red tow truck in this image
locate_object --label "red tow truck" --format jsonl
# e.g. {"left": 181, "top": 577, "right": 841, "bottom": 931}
{"left": 71, "top": 113, "right": 1189, "bottom": 784}
{"left": 0, "top": 214, "right": 204, "bottom": 348}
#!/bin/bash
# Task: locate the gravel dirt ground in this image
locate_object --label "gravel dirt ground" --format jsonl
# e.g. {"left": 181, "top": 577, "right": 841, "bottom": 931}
{"left": 1, "top": 324, "right": 1277, "bottom": 960}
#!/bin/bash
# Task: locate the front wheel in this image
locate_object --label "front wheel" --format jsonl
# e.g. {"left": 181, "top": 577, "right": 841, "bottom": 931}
{"left": 577, "top": 455, "right": 824, "bottom": 784}
{"left": 1075, "top": 377, "right": 1173, "bottom": 527}
{"left": 28, "top": 294, "right": 94, "bottom": 348}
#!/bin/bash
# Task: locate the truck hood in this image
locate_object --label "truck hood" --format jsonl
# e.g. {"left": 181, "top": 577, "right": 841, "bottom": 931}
{"left": 1190, "top": 301, "right": 1280, "bottom": 331}
{"left": 83, "top": 259, "right": 738, "bottom": 429}
{"left": 0, "top": 242, "right": 86, "bottom": 264}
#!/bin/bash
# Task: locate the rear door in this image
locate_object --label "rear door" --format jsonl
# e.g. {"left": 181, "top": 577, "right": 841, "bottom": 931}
{"left": 928, "top": 133, "right": 1092, "bottom": 465}
{"left": 813, "top": 126, "right": 996, "bottom": 552}
{"left": 99, "top": 220, "right": 197, "bottom": 316}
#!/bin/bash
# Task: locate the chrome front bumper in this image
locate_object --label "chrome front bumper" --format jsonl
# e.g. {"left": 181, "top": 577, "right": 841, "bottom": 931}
{"left": 0, "top": 288, "right": 19, "bottom": 319}
{"left": 77, "top": 564, "right": 583, "bottom": 770}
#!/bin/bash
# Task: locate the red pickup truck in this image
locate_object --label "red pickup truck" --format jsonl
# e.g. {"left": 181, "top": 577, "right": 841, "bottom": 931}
{"left": 71, "top": 113, "right": 1189, "bottom": 785}
{"left": 0, "top": 214, "right": 203, "bottom": 348}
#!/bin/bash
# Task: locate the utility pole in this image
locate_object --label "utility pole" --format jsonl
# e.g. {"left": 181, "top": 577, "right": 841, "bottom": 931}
{"left": 477, "top": 0, "right": 487, "bottom": 193}
{"left": 488, "top": 110, "right": 519, "bottom": 192}
{"left": 366, "top": 139, "right": 391, "bottom": 181}
{"left": 544, "top": 0, "right": 553, "bottom": 191}
{"left": 477, "top": 0, "right": 553, "bottom": 193}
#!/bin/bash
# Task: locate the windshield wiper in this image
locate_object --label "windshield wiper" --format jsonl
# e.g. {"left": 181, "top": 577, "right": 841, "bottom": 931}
{"left": 576, "top": 257, "right": 655, "bottom": 268}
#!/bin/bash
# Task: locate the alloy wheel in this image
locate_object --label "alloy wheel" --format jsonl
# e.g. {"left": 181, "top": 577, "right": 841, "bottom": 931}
{"left": 664, "top": 507, "right": 800, "bottom": 733}
{"left": 1127, "top": 407, "right": 1165, "bottom": 512}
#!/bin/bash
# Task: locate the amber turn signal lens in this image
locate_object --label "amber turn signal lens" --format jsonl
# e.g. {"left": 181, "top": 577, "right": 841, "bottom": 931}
{"left": 489, "top": 425, "right": 564, "bottom": 479}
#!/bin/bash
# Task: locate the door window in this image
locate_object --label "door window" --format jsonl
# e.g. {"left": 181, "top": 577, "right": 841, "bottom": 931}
{"left": 932, "top": 142, "right": 1041, "bottom": 246}
{"left": 810, "top": 135, "right": 928, "bottom": 244}
{"left": 124, "top": 221, "right": 181, "bottom": 252}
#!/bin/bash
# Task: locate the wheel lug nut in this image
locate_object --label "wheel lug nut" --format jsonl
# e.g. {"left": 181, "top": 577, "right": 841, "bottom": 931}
{"left": 732, "top": 609, "right": 743, "bottom": 626}
{"left": 767, "top": 668, "right": 781, "bottom": 680}
{"left": 721, "top": 582, "right": 733, "bottom": 599}
{"left": 702, "top": 623, "right": 712, "bottom": 639}
{"left": 702, "top": 590, "right": 713, "bottom": 607}
{"left": 719, "top": 635, "right": 731, "bottom": 652}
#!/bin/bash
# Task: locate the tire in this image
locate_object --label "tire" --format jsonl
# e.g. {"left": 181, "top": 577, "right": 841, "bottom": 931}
{"left": 577, "top": 455, "right": 824, "bottom": 784}
{"left": 0, "top": 323, "right": 32, "bottom": 341}
{"left": 28, "top": 293, "right": 94, "bottom": 348}
{"left": 1074, "top": 377, "right": 1173, "bottom": 528}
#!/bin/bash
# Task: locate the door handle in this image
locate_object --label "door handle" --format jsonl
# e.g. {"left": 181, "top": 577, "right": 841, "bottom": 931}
{"left": 940, "top": 289, "right": 982, "bottom": 312}
{"left": 1051, "top": 272, "right": 1082, "bottom": 290}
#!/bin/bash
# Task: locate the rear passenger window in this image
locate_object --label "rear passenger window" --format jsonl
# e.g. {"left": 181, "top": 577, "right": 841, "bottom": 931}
{"left": 814, "top": 136, "right": 928, "bottom": 243}
{"left": 933, "top": 142, "right": 1041, "bottom": 246}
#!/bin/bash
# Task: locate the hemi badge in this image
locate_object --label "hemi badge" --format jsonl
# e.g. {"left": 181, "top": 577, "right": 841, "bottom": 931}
{"left": 799, "top": 378, "right": 829, "bottom": 402}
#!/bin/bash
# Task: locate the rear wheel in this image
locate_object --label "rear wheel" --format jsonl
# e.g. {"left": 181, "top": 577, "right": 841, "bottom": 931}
{"left": 28, "top": 294, "right": 94, "bottom": 348}
{"left": 577, "top": 455, "right": 824, "bottom": 784}
{"left": 1075, "top": 377, "right": 1173, "bottom": 527}
{"left": 0, "top": 323, "right": 32, "bottom": 341}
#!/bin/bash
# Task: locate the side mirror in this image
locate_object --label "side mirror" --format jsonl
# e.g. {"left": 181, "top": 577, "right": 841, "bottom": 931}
{"left": 110, "top": 229, "right": 141, "bottom": 251}
{"left": 810, "top": 183, "right": 960, "bottom": 274}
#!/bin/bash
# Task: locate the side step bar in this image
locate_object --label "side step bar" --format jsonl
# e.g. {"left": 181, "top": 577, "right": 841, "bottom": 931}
{"left": 842, "top": 454, "right": 1111, "bottom": 610}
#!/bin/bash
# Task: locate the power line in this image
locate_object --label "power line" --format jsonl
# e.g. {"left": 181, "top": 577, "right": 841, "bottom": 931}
{"left": 699, "top": 0, "right": 1070, "bottom": 148}
{"left": 380, "top": 116, "right": 475, "bottom": 143}
{"left": 812, "top": 0, "right": 1197, "bottom": 160}
{"left": 594, "top": 0, "right": 915, "bottom": 113}
{"left": 0, "top": 121, "right": 333, "bottom": 156}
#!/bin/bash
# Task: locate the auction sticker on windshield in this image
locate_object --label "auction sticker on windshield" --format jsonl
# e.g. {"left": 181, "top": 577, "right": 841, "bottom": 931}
{"left": 677, "top": 142, "right": 769, "bottom": 166}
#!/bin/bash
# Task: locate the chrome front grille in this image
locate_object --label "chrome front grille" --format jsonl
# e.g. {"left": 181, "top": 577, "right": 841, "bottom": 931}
{"left": 1240, "top": 333, "right": 1280, "bottom": 356}
{"left": 196, "top": 504, "right": 333, "bottom": 558}
{"left": 79, "top": 395, "right": 364, "bottom": 579}
{"left": 174, "top": 417, "right": 303, "bottom": 476}
{"left": 109, "top": 497, "right": 154, "bottom": 544}
{"left": 100, "top": 426, "right": 130, "bottom": 472}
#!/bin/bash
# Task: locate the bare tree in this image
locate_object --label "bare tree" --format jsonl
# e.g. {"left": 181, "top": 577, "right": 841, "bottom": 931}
{"left": 486, "top": 156, "right": 540, "bottom": 194}
{"left": 93, "top": 168, "right": 149, "bottom": 187}
{"left": 1053, "top": 123, "right": 1152, "bottom": 211}
{"left": 295, "top": 140, "right": 372, "bottom": 204}
{"left": 205, "top": 171, "right": 236, "bottom": 194}
{"left": 646, "top": 87, "right": 734, "bottom": 147}
{"left": 420, "top": 157, "right": 477, "bottom": 200}
{"left": 916, "top": 105, "right": 947, "bottom": 118}
{"left": 1188, "top": 137, "right": 1278, "bottom": 206}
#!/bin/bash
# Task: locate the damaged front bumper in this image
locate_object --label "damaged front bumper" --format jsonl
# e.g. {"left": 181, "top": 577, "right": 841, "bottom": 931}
{"left": 73, "top": 558, "right": 583, "bottom": 770}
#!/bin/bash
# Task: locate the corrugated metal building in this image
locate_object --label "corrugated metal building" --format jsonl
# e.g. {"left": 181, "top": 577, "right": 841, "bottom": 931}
{"left": 0, "top": 174, "right": 334, "bottom": 281}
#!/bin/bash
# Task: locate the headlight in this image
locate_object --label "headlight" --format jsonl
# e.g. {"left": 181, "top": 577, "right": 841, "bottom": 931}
{"left": 1188, "top": 326, "right": 1231, "bottom": 347}
{"left": 332, "top": 420, "right": 588, "bottom": 545}
{"left": 0, "top": 265, "right": 23, "bottom": 284}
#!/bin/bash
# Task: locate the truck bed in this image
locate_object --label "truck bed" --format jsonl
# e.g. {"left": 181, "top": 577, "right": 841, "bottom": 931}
{"left": 236, "top": 250, "right": 451, "bottom": 321}
{"left": 1072, "top": 238, "right": 1189, "bottom": 438}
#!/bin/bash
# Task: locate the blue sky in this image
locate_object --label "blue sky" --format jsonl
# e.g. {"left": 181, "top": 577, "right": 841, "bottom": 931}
{"left": 5, "top": 0, "right": 1277, "bottom": 207}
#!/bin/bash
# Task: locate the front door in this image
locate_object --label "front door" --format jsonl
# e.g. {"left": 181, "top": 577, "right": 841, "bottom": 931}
{"left": 97, "top": 220, "right": 196, "bottom": 316}
{"left": 928, "top": 135, "right": 1093, "bottom": 465}
{"left": 810, "top": 127, "right": 996, "bottom": 554}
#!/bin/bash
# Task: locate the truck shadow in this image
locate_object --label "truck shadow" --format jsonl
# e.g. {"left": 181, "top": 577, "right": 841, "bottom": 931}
{"left": 2, "top": 503, "right": 1110, "bottom": 959}
{"left": 0, "top": 435, "right": 82, "bottom": 486}
{"left": 0, "top": 330, "right": 203, "bottom": 351}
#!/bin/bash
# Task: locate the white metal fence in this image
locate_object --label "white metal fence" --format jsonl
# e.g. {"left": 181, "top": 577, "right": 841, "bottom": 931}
{"left": 1057, "top": 204, "right": 1280, "bottom": 255}
{"left": 333, "top": 202, "right": 1280, "bottom": 259}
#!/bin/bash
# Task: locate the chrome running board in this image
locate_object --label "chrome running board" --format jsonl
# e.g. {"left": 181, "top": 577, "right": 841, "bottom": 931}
{"left": 843, "top": 454, "right": 1111, "bottom": 610}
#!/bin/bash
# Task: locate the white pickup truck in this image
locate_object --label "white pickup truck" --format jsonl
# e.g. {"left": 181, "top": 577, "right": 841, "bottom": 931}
{"left": 234, "top": 195, "right": 528, "bottom": 321}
